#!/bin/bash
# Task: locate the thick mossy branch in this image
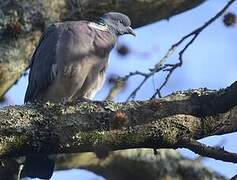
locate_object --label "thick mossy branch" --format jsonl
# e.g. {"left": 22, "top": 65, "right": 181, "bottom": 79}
{"left": 0, "top": 81, "right": 236, "bottom": 162}
{"left": 55, "top": 149, "right": 226, "bottom": 180}
{"left": 0, "top": 33, "right": 40, "bottom": 97}
{"left": 64, "top": 0, "right": 206, "bottom": 27}
{"left": 0, "top": 0, "right": 205, "bottom": 98}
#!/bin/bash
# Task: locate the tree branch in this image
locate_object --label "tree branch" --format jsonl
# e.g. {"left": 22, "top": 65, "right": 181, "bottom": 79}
{"left": 109, "top": 0, "right": 235, "bottom": 101}
{"left": 54, "top": 149, "right": 226, "bottom": 180}
{"left": 65, "top": 0, "right": 206, "bottom": 28}
{"left": 230, "top": 174, "right": 237, "bottom": 180}
{"left": 179, "top": 138, "right": 237, "bottom": 163}
{"left": 0, "top": 81, "right": 237, "bottom": 163}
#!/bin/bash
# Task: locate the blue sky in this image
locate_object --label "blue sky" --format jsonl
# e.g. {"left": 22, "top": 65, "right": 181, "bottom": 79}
{"left": 6, "top": 0, "right": 237, "bottom": 179}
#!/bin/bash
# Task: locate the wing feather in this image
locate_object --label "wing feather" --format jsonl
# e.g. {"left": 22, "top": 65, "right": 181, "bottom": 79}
{"left": 24, "top": 24, "right": 61, "bottom": 102}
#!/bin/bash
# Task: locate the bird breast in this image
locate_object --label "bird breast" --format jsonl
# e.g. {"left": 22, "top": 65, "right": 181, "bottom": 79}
{"left": 43, "top": 21, "right": 114, "bottom": 102}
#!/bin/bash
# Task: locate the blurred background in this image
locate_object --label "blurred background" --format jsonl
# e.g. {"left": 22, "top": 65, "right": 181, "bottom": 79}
{"left": 1, "top": 0, "right": 237, "bottom": 179}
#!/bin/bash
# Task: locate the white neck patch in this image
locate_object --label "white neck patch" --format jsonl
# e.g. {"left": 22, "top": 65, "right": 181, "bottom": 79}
{"left": 88, "top": 22, "right": 109, "bottom": 31}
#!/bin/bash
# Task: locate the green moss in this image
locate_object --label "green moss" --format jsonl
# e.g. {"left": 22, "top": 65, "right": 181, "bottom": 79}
{"left": 74, "top": 131, "right": 106, "bottom": 146}
{"left": 0, "top": 134, "right": 29, "bottom": 156}
{"left": 12, "top": 134, "right": 29, "bottom": 147}
{"left": 121, "top": 131, "right": 143, "bottom": 145}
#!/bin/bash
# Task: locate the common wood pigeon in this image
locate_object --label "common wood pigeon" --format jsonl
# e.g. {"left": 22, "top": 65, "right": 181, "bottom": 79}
{"left": 23, "top": 12, "right": 135, "bottom": 179}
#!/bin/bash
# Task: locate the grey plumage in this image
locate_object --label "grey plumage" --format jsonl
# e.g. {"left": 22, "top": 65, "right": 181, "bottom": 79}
{"left": 25, "top": 21, "right": 115, "bottom": 102}
{"left": 24, "top": 12, "right": 135, "bottom": 179}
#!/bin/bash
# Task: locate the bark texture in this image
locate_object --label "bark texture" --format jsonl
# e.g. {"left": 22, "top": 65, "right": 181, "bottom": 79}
{"left": 0, "top": 81, "right": 236, "bottom": 158}
{"left": 56, "top": 149, "right": 227, "bottom": 180}
{"left": 0, "top": 81, "right": 236, "bottom": 179}
{"left": 0, "top": 0, "right": 205, "bottom": 98}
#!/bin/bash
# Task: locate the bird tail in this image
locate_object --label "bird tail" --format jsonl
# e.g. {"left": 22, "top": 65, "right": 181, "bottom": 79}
{"left": 23, "top": 155, "right": 55, "bottom": 179}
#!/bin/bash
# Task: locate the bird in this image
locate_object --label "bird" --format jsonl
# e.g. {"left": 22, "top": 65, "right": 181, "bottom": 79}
{"left": 23, "top": 12, "right": 135, "bottom": 179}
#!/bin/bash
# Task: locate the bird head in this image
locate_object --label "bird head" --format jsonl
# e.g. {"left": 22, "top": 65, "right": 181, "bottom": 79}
{"left": 99, "top": 12, "right": 136, "bottom": 36}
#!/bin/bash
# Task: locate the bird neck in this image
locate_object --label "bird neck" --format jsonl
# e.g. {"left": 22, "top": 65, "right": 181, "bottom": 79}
{"left": 96, "top": 18, "right": 119, "bottom": 36}
{"left": 88, "top": 22, "right": 109, "bottom": 32}
{"left": 96, "top": 18, "right": 106, "bottom": 26}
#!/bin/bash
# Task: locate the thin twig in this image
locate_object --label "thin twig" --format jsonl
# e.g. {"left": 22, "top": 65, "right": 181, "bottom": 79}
{"left": 107, "top": 0, "right": 236, "bottom": 101}
{"left": 179, "top": 137, "right": 237, "bottom": 163}
{"left": 151, "top": 0, "right": 236, "bottom": 99}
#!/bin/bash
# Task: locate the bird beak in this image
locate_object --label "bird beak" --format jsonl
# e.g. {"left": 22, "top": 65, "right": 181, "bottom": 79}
{"left": 127, "top": 27, "right": 136, "bottom": 36}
